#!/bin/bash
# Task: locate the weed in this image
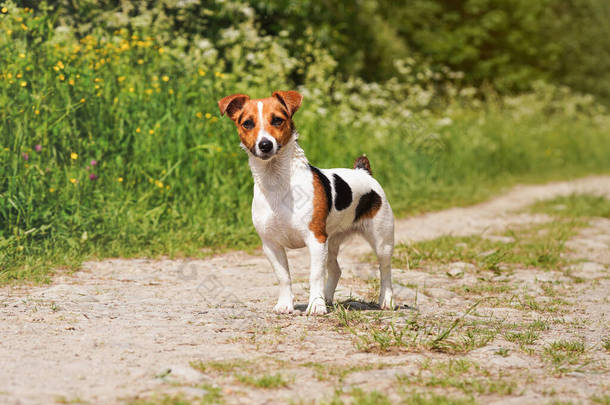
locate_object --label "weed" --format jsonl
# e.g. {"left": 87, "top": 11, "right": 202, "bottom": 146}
{"left": 189, "top": 359, "right": 251, "bottom": 374}
{"left": 591, "top": 394, "right": 610, "bottom": 405}
{"left": 543, "top": 339, "right": 589, "bottom": 373}
{"left": 603, "top": 337, "right": 610, "bottom": 353}
{"left": 333, "top": 299, "right": 496, "bottom": 354}
{"left": 236, "top": 373, "right": 289, "bottom": 389}
{"left": 529, "top": 194, "right": 610, "bottom": 218}
{"left": 393, "top": 219, "right": 581, "bottom": 275}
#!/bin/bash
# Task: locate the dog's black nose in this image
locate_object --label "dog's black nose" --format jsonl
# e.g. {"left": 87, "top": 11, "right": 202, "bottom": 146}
{"left": 258, "top": 139, "right": 273, "bottom": 153}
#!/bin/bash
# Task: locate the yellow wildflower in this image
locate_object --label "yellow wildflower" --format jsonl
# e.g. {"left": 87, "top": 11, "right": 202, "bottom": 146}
{"left": 59, "top": 74, "right": 65, "bottom": 81}
{"left": 162, "top": 75, "right": 169, "bottom": 82}
{"left": 129, "top": 87, "right": 135, "bottom": 93}
{"left": 149, "top": 129, "right": 154, "bottom": 135}
{"left": 16, "top": 73, "right": 22, "bottom": 78}
{"left": 80, "top": 98, "right": 86, "bottom": 103}
{"left": 137, "top": 59, "right": 144, "bottom": 64}
{"left": 20, "top": 81, "right": 27, "bottom": 87}
{"left": 198, "top": 69, "right": 206, "bottom": 76}
{"left": 118, "top": 76, "right": 126, "bottom": 82}
{"left": 145, "top": 89, "right": 153, "bottom": 95}
{"left": 71, "top": 152, "right": 78, "bottom": 160}
{"left": 136, "top": 127, "right": 141, "bottom": 133}
{"left": 196, "top": 112, "right": 203, "bottom": 119}
{"left": 155, "top": 180, "right": 163, "bottom": 188}
{"left": 19, "top": 53, "right": 25, "bottom": 58}
{"left": 1, "top": 7, "right": 7, "bottom": 13}
{"left": 68, "top": 79, "right": 75, "bottom": 85}
{"left": 210, "top": 117, "right": 218, "bottom": 123}
{"left": 35, "top": 109, "right": 40, "bottom": 115}
{"left": 70, "top": 178, "right": 78, "bottom": 184}
{"left": 205, "top": 113, "right": 212, "bottom": 119}
{"left": 215, "top": 71, "right": 222, "bottom": 77}
{"left": 118, "top": 177, "right": 123, "bottom": 183}
{"left": 168, "top": 89, "right": 174, "bottom": 95}
{"left": 49, "top": 187, "right": 55, "bottom": 193}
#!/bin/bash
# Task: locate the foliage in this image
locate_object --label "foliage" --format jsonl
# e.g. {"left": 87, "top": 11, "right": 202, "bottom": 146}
{"left": 0, "top": 2, "right": 609, "bottom": 281}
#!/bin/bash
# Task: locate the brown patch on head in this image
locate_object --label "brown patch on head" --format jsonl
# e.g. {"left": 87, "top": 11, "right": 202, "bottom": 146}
{"left": 308, "top": 166, "right": 332, "bottom": 243}
{"left": 259, "top": 97, "right": 294, "bottom": 147}
{"left": 218, "top": 93, "right": 256, "bottom": 151}
{"left": 218, "top": 91, "right": 303, "bottom": 153}
{"left": 354, "top": 190, "right": 382, "bottom": 222}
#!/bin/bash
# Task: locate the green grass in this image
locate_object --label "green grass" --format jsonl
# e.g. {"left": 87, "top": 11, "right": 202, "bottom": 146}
{"left": 1, "top": 5, "right": 610, "bottom": 283}
{"left": 542, "top": 339, "right": 589, "bottom": 374}
{"left": 236, "top": 373, "right": 289, "bottom": 389}
{"left": 398, "top": 359, "right": 517, "bottom": 397}
{"left": 529, "top": 194, "right": 610, "bottom": 218}
{"left": 392, "top": 219, "right": 584, "bottom": 273}
{"left": 332, "top": 300, "right": 497, "bottom": 354}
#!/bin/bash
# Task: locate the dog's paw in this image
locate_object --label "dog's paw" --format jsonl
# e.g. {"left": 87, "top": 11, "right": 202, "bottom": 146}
{"left": 378, "top": 293, "right": 394, "bottom": 310}
{"left": 306, "top": 297, "right": 327, "bottom": 315}
{"left": 273, "top": 301, "right": 294, "bottom": 314}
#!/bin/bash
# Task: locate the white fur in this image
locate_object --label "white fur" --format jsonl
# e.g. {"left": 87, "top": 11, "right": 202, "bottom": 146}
{"left": 246, "top": 105, "right": 395, "bottom": 315}
{"left": 254, "top": 101, "right": 279, "bottom": 157}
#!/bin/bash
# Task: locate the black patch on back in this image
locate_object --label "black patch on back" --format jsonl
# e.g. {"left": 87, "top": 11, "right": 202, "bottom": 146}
{"left": 309, "top": 165, "right": 332, "bottom": 213}
{"left": 354, "top": 190, "right": 382, "bottom": 221}
{"left": 333, "top": 174, "right": 352, "bottom": 211}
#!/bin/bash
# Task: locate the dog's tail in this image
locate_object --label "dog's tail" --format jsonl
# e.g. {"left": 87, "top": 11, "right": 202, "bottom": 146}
{"left": 353, "top": 154, "right": 372, "bottom": 176}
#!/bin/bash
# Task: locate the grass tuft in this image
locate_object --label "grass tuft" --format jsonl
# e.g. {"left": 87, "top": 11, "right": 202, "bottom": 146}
{"left": 529, "top": 194, "right": 610, "bottom": 218}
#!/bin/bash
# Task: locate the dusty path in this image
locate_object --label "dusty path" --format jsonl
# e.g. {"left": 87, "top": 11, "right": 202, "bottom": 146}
{"left": 1, "top": 176, "right": 609, "bottom": 405}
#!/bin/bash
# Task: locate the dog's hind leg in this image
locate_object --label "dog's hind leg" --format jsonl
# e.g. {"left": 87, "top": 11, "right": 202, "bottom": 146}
{"left": 262, "top": 241, "right": 294, "bottom": 314}
{"left": 362, "top": 207, "right": 395, "bottom": 309}
{"left": 324, "top": 236, "right": 343, "bottom": 305}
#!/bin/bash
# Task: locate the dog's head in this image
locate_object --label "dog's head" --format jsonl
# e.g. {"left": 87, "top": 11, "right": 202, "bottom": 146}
{"left": 218, "top": 90, "right": 302, "bottom": 160}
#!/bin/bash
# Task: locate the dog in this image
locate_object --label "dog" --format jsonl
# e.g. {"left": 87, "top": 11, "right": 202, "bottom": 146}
{"left": 218, "top": 90, "right": 394, "bottom": 315}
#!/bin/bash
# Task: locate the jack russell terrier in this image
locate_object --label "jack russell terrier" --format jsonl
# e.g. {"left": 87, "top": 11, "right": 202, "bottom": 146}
{"left": 218, "top": 90, "right": 394, "bottom": 315}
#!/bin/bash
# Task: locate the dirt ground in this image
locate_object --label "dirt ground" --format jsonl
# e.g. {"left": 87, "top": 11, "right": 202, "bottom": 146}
{"left": 1, "top": 176, "right": 609, "bottom": 405}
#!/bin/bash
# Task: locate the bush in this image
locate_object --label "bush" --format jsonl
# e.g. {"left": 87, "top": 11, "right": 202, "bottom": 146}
{"left": 0, "top": 2, "right": 609, "bottom": 281}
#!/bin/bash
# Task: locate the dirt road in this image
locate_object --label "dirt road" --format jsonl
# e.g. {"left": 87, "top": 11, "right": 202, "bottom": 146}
{"left": 1, "top": 176, "right": 609, "bottom": 404}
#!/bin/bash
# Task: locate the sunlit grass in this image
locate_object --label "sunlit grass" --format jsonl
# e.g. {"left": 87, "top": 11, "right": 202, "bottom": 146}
{"left": 1, "top": 4, "right": 610, "bottom": 283}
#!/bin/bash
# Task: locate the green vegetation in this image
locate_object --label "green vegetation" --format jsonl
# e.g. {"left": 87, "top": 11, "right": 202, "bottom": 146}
{"left": 236, "top": 373, "right": 289, "bottom": 389}
{"left": 332, "top": 300, "right": 497, "bottom": 354}
{"left": 543, "top": 339, "right": 589, "bottom": 374}
{"left": 393, "top": 194, "right": 610, "bottom": 276}
{"left": 129, "top": 389, "right": 223, "bottom": 405}
{"left": 398, "top": 359, "right": 517, "bottom": 396}
{"left": 529, "top": 194, "right": 610, "bottom": 218}
{"left": 1, "top": 2, "right": 609, "bottom": 282}
{"left": 393, "top": 220, "right": 584, "bottom": 273}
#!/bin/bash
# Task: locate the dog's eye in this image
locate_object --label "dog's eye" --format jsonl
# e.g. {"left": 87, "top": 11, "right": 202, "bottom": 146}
{"left": 242, "top": 119, "right": 254, "bottom": 130}
{"left": 271, "top": 117, "right": 284, "bottom": 127}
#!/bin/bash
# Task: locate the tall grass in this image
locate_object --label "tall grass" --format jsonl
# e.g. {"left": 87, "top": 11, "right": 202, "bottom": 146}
{"left": 1, "top": 5, "right": 609, "bottom": 282}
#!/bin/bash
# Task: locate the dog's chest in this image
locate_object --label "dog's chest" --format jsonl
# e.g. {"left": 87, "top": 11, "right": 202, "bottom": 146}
{"left": 251, "top": 178, "right": 313, "bottom": 248}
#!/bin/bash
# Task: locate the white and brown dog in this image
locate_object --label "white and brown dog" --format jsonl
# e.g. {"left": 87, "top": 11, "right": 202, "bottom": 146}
{"left": 218, "top": 90, "right": 394, "bottom": 315}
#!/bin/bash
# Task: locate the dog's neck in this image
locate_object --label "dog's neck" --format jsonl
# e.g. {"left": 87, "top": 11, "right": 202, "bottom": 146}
{"left": 248, "top": 132, "right": 309, "bottom": 194}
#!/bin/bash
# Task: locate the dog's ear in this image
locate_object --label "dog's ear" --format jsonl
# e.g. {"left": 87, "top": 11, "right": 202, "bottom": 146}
{"left": 218, "top": 94, "right": 250, "bottom": 121}
{"left": 272, "top": 90, "right": 303, "bottom": 117}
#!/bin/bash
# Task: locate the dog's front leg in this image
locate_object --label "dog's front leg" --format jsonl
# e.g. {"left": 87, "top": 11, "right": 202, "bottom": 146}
{"left": 306, "top": 236, "right": 328, "bottom": 315}
{"left": 262, "top": 242, "right": 294, "bottom": 313}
